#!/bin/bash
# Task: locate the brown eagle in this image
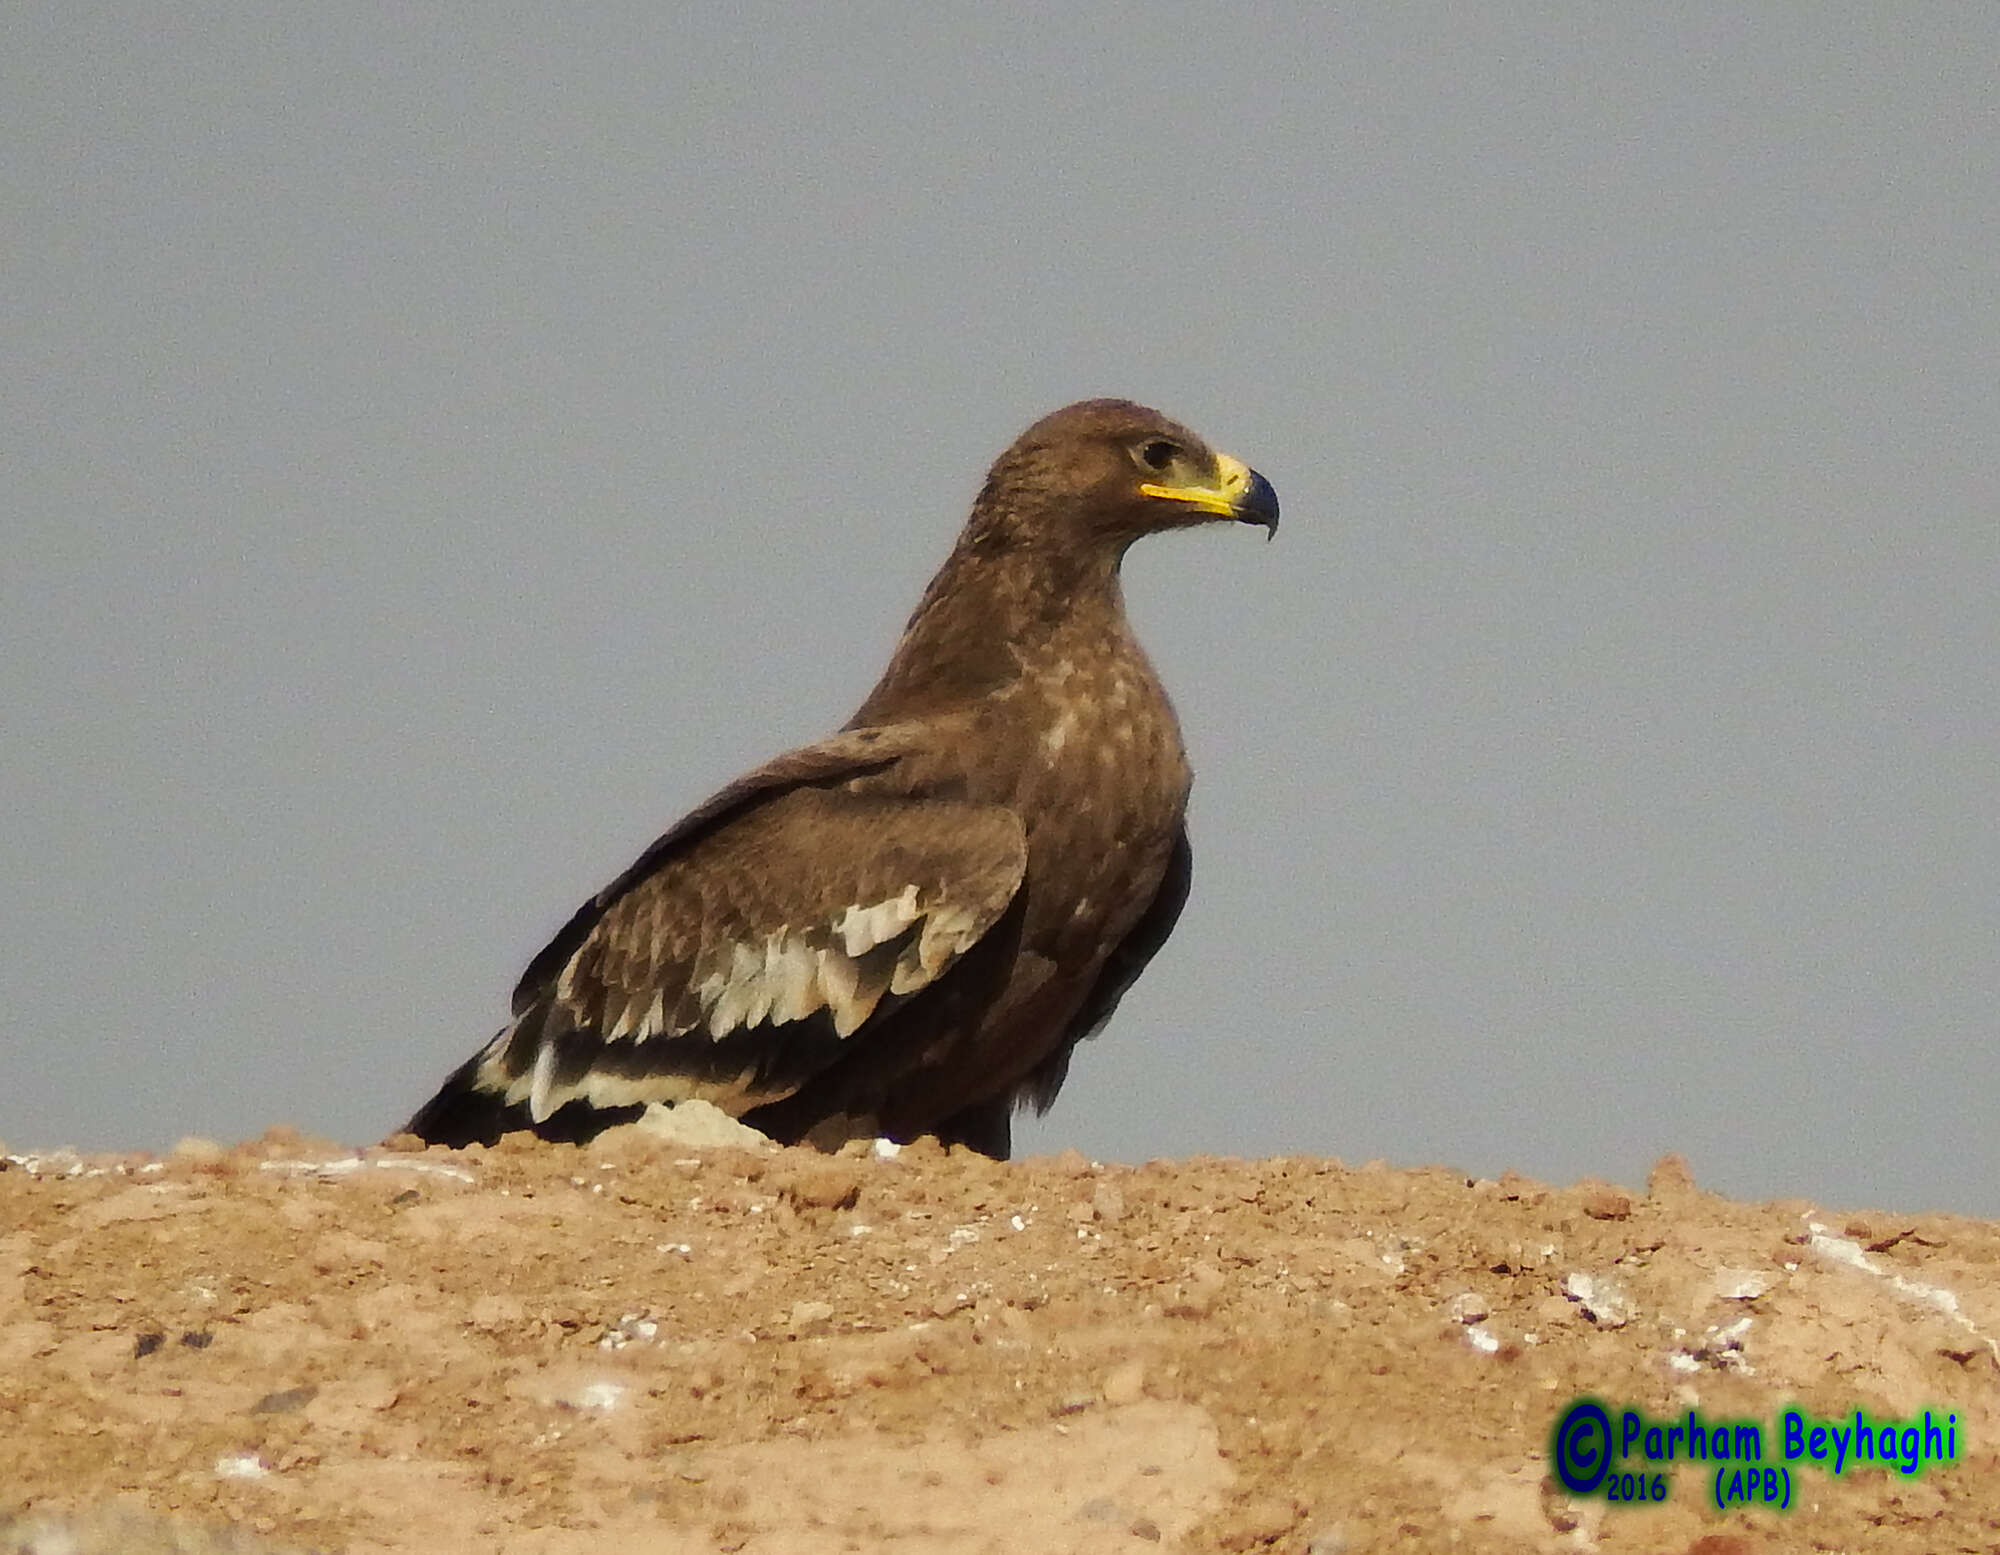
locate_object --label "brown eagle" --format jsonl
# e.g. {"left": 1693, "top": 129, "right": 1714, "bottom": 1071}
{"left": 406, "top": 399, "right": 1277, "bottom": 1157}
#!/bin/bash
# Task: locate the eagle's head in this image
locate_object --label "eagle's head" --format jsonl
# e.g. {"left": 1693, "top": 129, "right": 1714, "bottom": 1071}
{"left": 971, "top": 399, "right": 1279, "bottom": 551}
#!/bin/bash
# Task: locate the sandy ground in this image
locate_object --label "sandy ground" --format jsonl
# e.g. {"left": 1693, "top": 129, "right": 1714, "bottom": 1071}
{"left": 4, "top": 1118, "right": 1997, "bottom": 1554}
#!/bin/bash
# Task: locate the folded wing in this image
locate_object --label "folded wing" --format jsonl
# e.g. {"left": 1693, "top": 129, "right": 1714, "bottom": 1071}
{"left": 428, "top": 775, "right": 1027, "bottom": 1137}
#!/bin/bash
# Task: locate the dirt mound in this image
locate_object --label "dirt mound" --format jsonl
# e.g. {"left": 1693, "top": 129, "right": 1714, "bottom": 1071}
{"left": 4, "top": 1125, "right": 1996, "bottom": 1552}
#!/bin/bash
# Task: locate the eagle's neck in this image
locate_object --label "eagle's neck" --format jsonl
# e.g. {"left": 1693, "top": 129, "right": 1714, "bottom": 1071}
{"left": 848, "top": 538, "right": 1132, "bottom": 726}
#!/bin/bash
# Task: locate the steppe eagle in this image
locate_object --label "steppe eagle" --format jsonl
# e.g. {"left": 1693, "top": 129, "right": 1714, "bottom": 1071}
{"left": 406, "top": 399, "right": 1278, "bottom": 1157}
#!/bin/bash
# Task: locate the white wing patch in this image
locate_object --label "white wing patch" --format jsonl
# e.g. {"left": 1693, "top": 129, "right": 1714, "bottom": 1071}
{"left": 495, "top": 879, "right": 1009, "bottom": 1123}
{"left": 660, "top": 881, "right": 995, "bottom": 1043}
{"left": 835, "top": 884, "right": 920, "bottom": 956}
{"left": 507, "top": 1041, "right": 789, "bottom": 1123}
{"left": 528, "top": 1033, "right": 562, "bottom": 1124}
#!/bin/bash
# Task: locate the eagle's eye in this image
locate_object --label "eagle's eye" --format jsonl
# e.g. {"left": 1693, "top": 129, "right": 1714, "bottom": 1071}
{"left": 1134, "top": 439, "right": 1180, "bottom": 473}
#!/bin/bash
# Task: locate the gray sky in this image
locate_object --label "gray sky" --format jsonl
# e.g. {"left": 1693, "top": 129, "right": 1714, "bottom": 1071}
{"left": 7, "top": 7, "right": 1996, "bottom": 1216}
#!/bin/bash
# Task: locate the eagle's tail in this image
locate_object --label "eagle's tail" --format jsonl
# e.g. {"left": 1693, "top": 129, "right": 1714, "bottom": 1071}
{"left": 401, "top": 1040, "right": 645, "bottom": 1148}
{"left": 401, "top": 1049, "right": 517, "bottom": 1147}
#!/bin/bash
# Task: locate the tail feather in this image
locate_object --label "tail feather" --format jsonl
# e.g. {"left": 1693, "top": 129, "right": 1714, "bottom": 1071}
{"left": 400, "top": 1049, "right": 642, "bottom": 1148}
{"left": 400, "top": 1052, "right": 511, "bottom": 1147}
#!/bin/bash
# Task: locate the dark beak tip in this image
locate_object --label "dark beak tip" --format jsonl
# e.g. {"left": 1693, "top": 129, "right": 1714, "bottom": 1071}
{"left": 1240, "top": 469, "right": 1280, "bottom": 538}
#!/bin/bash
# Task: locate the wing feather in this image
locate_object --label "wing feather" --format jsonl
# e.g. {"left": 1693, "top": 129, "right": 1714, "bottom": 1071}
{"left": 509, "top": 721, "right": 940, "bottom": 1016}
{"left": 475, "top": 777, "right": 1026, "bottom": 1122}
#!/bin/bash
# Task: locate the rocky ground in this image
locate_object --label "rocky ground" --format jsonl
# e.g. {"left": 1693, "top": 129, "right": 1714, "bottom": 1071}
{"left": 4, "top": 1115, "right": 1997, "bottom": 1554}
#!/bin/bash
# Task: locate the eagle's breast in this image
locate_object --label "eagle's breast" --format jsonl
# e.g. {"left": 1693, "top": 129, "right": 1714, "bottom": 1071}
{"left": 1010, "top": 626, "right": 1191, "bottom": 968}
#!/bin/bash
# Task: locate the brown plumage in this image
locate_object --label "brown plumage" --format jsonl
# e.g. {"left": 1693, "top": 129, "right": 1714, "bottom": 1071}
{"left": 406, "top": 399, "right": 1278, "bottom": 1157}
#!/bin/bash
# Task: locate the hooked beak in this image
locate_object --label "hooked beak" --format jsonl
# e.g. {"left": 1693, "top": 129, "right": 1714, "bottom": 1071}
{"left": 1140, "top": 452, "right": 1280, "bottom": 539}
